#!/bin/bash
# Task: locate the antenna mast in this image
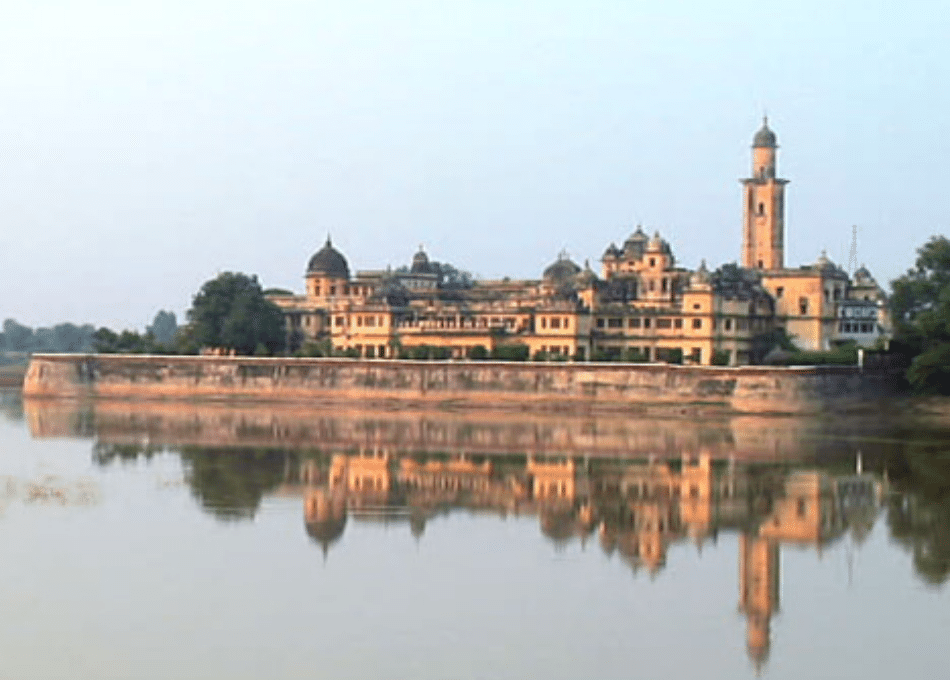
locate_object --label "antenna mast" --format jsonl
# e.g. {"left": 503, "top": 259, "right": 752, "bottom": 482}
{"left": 848, "top": 225, "right": 859, "bottom": 276}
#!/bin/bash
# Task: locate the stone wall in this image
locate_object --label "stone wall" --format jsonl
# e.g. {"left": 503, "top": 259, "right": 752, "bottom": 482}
{"left": 23, "top": 354, "right": 902, "bottom": 415}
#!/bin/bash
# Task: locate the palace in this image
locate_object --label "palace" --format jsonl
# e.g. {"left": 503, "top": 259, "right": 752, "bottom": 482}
{"left": 269, "top": 119, "right": 888, "bottom": 365}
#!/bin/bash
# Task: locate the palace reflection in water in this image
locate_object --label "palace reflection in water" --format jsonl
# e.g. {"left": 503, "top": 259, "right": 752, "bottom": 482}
{"left": 276, "top": 449, "right": 880, "bottom": 669}
{"left": 16, "top": 394, "right": 950, "bottom": 675}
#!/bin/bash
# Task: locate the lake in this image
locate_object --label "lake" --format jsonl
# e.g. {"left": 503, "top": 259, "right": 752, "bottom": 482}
{"left": 1, "top": 389, "right": 948, "bottom": 679}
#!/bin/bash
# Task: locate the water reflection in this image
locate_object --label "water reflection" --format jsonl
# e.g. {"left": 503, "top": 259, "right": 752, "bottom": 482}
{"left": 280, "top": 450, "right": 886, "bottom": 670}
{"left": 21, "top": 397, "right": 950, "bottom": 674}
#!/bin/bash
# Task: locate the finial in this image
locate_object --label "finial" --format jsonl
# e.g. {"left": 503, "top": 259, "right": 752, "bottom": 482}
{"left": 325, "top": 234, "right": 332, "bottom": 247}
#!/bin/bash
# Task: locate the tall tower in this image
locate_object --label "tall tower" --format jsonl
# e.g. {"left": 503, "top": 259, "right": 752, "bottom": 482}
{"left": 741, "top": 117, "right": 789, "bottom": 270}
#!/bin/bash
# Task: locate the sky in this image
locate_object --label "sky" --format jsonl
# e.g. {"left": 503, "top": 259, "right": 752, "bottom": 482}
{"left": 1, "top": 0, "right": 948, "bottom": 329}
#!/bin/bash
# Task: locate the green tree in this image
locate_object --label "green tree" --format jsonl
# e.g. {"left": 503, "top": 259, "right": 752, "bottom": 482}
{"left": 147, "top": 310, "right": 178, "bottom": 345}
{"left": 891, "top": 236, "right": 950, "bottom": 393}
{"left": 2, "top": 319, "right": 33, "bottom": 352}
{"left": 187, "top": 272, "right": 286, "bottom": 355}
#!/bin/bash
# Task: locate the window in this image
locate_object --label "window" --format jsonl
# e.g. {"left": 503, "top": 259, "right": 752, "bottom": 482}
{"left": 649, "top": 257, "right": 656, "bottom": 267}
{"left": 649, "top": 280, "right": 656, "bottom": 292}
{"left": 564, "top": 318, "right": 570, "bottom": 329}
{"left": 693, "top": 303, "right": 701, "bottom": 310}
{"left": 674, "top": 318, "right": 683, "bottom": 329}
{"left": 662, "top": 278, "right": 669, "bottom": 293}
{"left": 329, "top": 285, "right": 336, "bottom": 295}
{"left": 799, "top": 297, "right": 809, "bottom": 315}
{"left": 692, "top": 318, "right": 702, "bottom": 329}
{"left": 335, "top": 316, "right": 344, "bottom": 327}
{"left": 690, "top": 348, "right": 701, "bottom": 363}
{"left": 551, "top": 318, "right": 561, "bottom": 329}
{"left": 596, "top": 319, "right": 605, "bottom": 328}
{"left": 607, "top": 318, "right": 623, "bottom": 328}
{"left": 541, "top": 318, "right": 547, "bottom": 329}
{"left": 656, "top": 319, "right": 672, "bottom": 329}
{"left": 758, "top": 202, "right": 765, "bottom": 215}
{"left": 725, "top": 319, "right": 733, "bottom": 331}
{"left": 629, "top": 318, "right": 641, "bottom": 329}
{"left": 776, "top": 286, "right": 784, "bottom": 299}
{"left": 643, "top": 318, "right": 652, "bottom": 329}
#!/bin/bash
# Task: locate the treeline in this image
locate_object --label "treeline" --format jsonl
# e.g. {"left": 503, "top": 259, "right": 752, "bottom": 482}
{"left": 0, "top": 310, "right": 179, "bottom": 360}
{"left": 0, "top": 319, "right": 97, "bottom": 358}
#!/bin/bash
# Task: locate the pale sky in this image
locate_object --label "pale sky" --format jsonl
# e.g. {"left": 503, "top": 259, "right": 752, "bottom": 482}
{"left": 1, "top": 0, "right": 947, "bottom": 329}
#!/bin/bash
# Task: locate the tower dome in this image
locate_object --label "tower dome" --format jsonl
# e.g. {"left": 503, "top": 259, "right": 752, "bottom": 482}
{"left": 307, "top": 237, "right": 350, "bottom": 279}
{"left": 752, "top": 117, "right": 778, "bottom": 148}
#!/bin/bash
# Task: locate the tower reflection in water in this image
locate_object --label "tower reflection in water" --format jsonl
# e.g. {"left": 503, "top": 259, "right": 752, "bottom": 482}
{"left": 281, "top": 450, "right": 881, "bottom": 670}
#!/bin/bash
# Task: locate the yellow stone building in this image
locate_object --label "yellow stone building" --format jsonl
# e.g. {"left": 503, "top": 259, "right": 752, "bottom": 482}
{"left": 269, "top": 119, "right": 888, "bottom": 363}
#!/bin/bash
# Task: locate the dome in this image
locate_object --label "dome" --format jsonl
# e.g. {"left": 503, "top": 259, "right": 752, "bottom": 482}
{"left": 575, "top": 260, "right": 598, "bottom": 287}
{"left": 543, "top": 252, "right": 581, "bottom": 282}
{"left": 854, "top": 265, "right": 874, "bottom": 283}
{"left": 752, "top": 116, "right": 778, "bottom": 148}
{"left": 602, "top": 243, "right": 622, "bottom": 260}
{"left": 307, "top": 237, "right": 350, "bottom": 279}
{"left": 812, "top": 250, "right": 846, "bottom": 277}
{"left": 647, "top": 231, "right": 670, "bottom": 253}
{"left": 410, "top": 246, "right": 438, "bottom": 274}
{"left": 691, "top": 259, "right": 711, "bottom": 286}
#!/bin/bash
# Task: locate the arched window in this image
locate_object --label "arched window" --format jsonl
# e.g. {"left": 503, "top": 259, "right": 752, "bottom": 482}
{"left": 758, "top": 202, "right": 765, "bottom": 215}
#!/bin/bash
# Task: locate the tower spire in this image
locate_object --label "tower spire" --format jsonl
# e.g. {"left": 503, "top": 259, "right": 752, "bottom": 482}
{"left": 742, "top": 117, "right": 788, "bottom": 270}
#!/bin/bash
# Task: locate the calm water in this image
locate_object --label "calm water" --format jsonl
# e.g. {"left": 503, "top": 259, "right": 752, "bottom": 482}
{"left": 2, "top": 390, "right": 949, "bottom": 680}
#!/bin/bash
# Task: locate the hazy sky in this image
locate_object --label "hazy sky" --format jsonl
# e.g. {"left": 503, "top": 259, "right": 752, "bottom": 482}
{"left": 1, "top": 0, "right": 947, "bottom": 328}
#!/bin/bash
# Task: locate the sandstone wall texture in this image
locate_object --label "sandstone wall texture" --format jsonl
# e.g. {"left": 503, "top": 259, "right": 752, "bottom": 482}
{"left": 23, "top": 354, "right": 902, "bottom": 415}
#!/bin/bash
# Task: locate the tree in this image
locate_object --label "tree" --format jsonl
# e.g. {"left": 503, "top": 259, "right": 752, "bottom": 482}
{"left": 891, "top": 236, "right": 950, "bottom": 393}
{"left": 187, "top": 272, "right": 286, "bottom": 355}
{"left": 2, "top": 319, "right": 33, "bottom": 352}
{"left": 147, "top": 310, "right": 178, "bottom": 345}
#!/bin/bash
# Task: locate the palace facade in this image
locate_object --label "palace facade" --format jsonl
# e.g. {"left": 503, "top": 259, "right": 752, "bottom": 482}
{"left": 269, "top": 119, "right": 888, "bottom": 364}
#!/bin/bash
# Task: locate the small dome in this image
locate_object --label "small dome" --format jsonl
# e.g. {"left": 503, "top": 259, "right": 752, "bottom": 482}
{"left": 543, "top": 252, "right": 582, "bottom": 282}
{"left": 575, "top": 260, "right": 598, "bottom": 287}
{"left": 307, "top": 237, "right": 351, "bottom": 279}
{"left": 854, "top": 265, "right": 874, "bottom": 283}
{"left": 622, "top": 225, "right": 649, "bottom": 258}
{"left": 602, "top": 243, "right": 622, "bottom": 260}
{"left": 812, "top": 250, "right": 845, "bottom": 276}
{"left": 753, "top": 116, "right": 778, "bottom": 148}
{"left": 647, "top": 231, "right": 669, "bottom": 253}
{"left": 691, "top": 259, "right": 711, "bottom": 286}
{"left": 410, "top": 246, "right": 438, "bottom": 274}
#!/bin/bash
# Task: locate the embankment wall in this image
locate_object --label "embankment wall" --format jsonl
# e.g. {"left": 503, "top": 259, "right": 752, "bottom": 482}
{"left": 23, "top": 353, "right": 902, "bottom": 415}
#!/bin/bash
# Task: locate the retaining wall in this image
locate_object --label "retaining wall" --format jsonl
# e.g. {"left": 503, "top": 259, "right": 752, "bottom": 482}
{"left": 23, "top": 354, "right": 902, "bottom": 415}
